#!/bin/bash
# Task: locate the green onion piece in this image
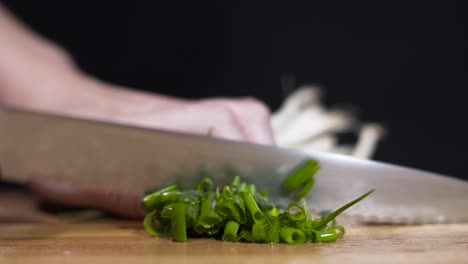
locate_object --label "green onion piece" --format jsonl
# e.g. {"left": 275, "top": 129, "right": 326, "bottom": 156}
{"left": 247, "top": 184, "right": 257, "bottom": 198}
{"left": 287, "top": 204, "right": 307, "bottom": 221}
{"left": 171, "top": 202, "right": 187, "bottom": 242}
{"left": 143, "top": 184, "right": 178, "bottom": 196}
{"left": 217, "top": 201, "right": 242, "bottom": 223}
{"left": 239, "top": 230, "right": 253, "bottom": 242}
{"left": 185, "top": 202, "right": 200, "bottom": 229}
{"left": 196, "top": 177, "right": 215, "bottom": 196}
{"left": 141, "top": 185, "right": 178, "bottom": 212}
{"left": 280, "top": 227, "right": 306, "bottom": 244}
{"left": 242, "top": 192, "right": 266, "bottom": 224}
{"left": 195, "top": 192, "right": 221, "bottom": 233}
{"left": 217, "top": 186, "right": 245, "bottom": 223}
{"left": 215, "top": 186, "right": 221, "bottom": 199}
{"left": 296, "top": 219, "right": 319, "bottom": 232}
{"left": 222, "top": 221, "right": 240, "bottom": 242}
{"left": 314, "top": 227, "right": 339, "bottom": 243}
{"left": 232, "top": 197, "right": 246, "bottom": 224}
{"left": 264, "top": 218, "right": 280, "bottom": 243}
{"left": 294, "top": 178, "right": 314, "bottom": 199}
{"left": 252, "top": 223, "right": 266, "bottom": 241}
{"left": 160, "top": 204, "right": 173, "bottom": 219}
{"left": 160, "top": 191, "right": 185, "bottom": 204}
{"left": 283, "top": 160, "right": 319, "bottom": 192}
{"left": 259, "top": 190, "right": 268, "bottom": 197}
{"left": 334, "top": 225, "right": 345, "bottom": 238}
{"left": 314, "top": 189, "right": 375, "bottom": 230}
{"left": 267, "top": 207, "right": 280, "bottom": 217}
{"left": 143, "top": 210, "right": 159, "bottom": 237}
{"left": 230, "top": 176, "right": 241, "bottom": 188}
{"left": 205, "top": 227, "right": 220, "bottom": 236}
{"left": 237, "top": 182, "right": 247, "bottom": 193}
{"left": 255, "top": 193, "right": 274, "bottom": 211}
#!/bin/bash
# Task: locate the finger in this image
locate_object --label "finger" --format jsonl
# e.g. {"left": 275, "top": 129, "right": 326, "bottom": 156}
{"left": 29, "top": 181, "right": 144, "bottom": 219}
{"left": 126, "top": 102, "right": 250, "bottom": 142}
{"left": 226, "top": 98, "right": 275, "bottom": 145}
{"left": 209, "top": 121, "right": 248, "bottom": 142}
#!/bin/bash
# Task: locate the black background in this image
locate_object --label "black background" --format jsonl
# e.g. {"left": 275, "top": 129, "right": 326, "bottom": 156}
{"left": 3, "top": 1, "right": 467, "bottom": 180}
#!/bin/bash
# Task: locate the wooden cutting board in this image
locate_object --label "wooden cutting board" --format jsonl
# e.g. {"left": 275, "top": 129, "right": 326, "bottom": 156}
{"left": 1, "top": 187, "right": 467, "bottom": 264}
{"left": 1, "top": 220, "right": 468, "bottom": 264}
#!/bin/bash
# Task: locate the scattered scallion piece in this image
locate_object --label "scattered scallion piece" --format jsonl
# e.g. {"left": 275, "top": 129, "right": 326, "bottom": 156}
{"left": 141, "top": 159, "right": 373, "bottom": 243}
{"left": 222, "top": 221, "right": 240, "bottom": 242}
{"left": 171, "top": 202, "right": 187, "bottom": 242}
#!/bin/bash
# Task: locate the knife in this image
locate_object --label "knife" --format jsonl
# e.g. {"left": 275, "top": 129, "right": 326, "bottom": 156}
{"left": 1, "top": 106, "right": 467, "bottom": 224}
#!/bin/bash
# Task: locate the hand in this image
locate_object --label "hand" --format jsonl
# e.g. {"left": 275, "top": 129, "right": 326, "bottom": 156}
{"left": 21, "top": 74, "right": 274, "bottom": 218}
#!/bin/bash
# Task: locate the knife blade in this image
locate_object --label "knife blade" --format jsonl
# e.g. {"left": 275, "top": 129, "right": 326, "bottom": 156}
{"left": 1, "top": 106, "right": 467, "bottom": 224}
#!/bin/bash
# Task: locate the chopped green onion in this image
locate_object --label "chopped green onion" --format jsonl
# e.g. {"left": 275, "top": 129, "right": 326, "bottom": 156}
{"left": 196, "top": 177, "right": 215, "bottom": 196}
{"left": 280, "top": 227, "right": 306, "bottom": 244}
{"left": 255, "top": 193, "right": 274, "bottom": 211}
{"left": 185, "top": 202, "right": 200, "bottom": 229}
{"left": 247, "top": 184, "right": 256, "bottom": 197}
{"left": 143, "top": 210, "right": 159, "bottom": 237}
{"left": 160, "top": 204, "right": 173, "bottom": 219}
{"left": 242, "top": 192, "right": 266, "bottom": 224}
{"left": 141, "top": 159, "right": 373, "bottom": 244}
{"left": 287, "top": 204, "right": 307, "bottom": 221}
{"left": 141, "top": 185, "right": 178, "bottom": 212}
{"left": 222, "top": 221, "right": 240, "bottom": 242}
{"left": 252, "top": 222, "right": 267, "bottom": 241}
{"left": 264, "top": 218, "right": 280, "bottom": 243}
{"left": 294, "top": 178, "right": 314, "bottom": 199}
{"left": 230, "top": 176, "right": 241, "bottom": 188}
{"left": 237, "top": 182, "right": 247, "bottom": 193}
{"left": 284, "top": 159, "right": 319, "bottom": 189}
{"left": 171, "top": 202, "right": 187, "bottom": 242}
{"left": 239, "top": 230, "right": 253, "bottom": 241}
{"left": 195, "top": 192, "right": 221, "bottom": 233}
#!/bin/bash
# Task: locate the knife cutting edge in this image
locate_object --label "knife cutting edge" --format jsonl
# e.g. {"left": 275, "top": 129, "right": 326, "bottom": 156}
{"left": 0, "top": 106, "right": 467, "bottom": 224}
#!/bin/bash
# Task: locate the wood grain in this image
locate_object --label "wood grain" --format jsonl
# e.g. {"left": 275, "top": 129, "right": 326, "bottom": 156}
{"left": 1, "top": 220, "right": 468, "bottom": 264}
{"left": 1, "top": 187, "right": 467, "bottom": 263}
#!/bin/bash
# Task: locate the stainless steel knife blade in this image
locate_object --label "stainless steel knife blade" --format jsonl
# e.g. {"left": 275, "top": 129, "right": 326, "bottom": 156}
{"left": 1, "top": 106, "right": 467, "bottom": 224}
